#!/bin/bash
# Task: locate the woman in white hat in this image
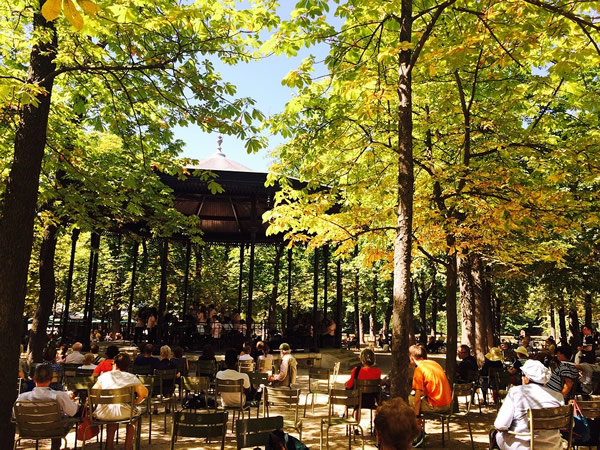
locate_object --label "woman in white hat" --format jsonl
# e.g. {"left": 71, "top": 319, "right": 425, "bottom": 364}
{"left": 490, "top": 359, "right": 563, "bottom": 449}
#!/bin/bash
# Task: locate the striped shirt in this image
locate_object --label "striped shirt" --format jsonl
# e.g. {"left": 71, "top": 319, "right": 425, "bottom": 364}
{"left": 546, "top": 361, "right": 579, "bottom": 394}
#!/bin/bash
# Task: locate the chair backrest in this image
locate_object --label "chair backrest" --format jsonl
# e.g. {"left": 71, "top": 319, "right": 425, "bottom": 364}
{"left": 14, "top": 400, "right": 67, "bottom": 440}
{"left": 257, "top": 358, "right": 273, "bottom": 374}
{"left": 355, "top": 378, "right": 381, "bottom": 395}
{"left": 235, "top": 416, "right": 284, "bottom": 449}
{"left": 489, "top": 367, "right": 511, "bottom": 390}
{"left": 171, "top": 410, "right": 228, "bottom": 448}
{"left": 131, "top": 365, "right": 153, "bottom": 375}
{"left": 196, "top": 359, "right": 217, "bottom": 378}
{"left": 451, "top": 382, "right": 475, "bottom": 413}
{"left": 88, "top": 386, "right": 137, "bottom": 421}
{"left": 238, "top": 360, "right": 255, "bottom": 373}
{"left": 64, "top": 375, "right": 96, "bottom": 393}
{"left": 62, "top": 363, "right": 81, "bottom": 378}
{"left": 331, "top": 361, "right": 341, "bottom": 385}
{"left": 327, "top": 388, "right": 361, "bottom": 421}
{"left": 216, "top": 378, "right": 245, "bottom": 407}
{"left": 75, "top": 368, "right": 95, "bottom": 377}
{"left": 308, "top": 367, "right": 330, "bottom": 393}
{"left": 182, "top": 376, "right": 210, "bottom": 394}
{"left": 528, "top": 404, "right": 573, "bottom": 448}
{"left": 577, "top": 400, "right": 600, "bottom": 419}
{"left": 248, "top": 372, "right": 268, "bottom": 390}
{"left": 265, "top": 387, "right": 301, "bottom": 422}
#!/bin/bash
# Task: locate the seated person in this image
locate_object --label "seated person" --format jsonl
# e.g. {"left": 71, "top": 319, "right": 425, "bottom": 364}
{"left": 216, "top": 348, "right": 250, "bottom": 407}
{"left": 134, "top": 343, "right": 159, "bottom": 369}
{"left": 93, "top": 353, "right": 148, "bottom": 450}
{"left": 500, "top": 340, "right": 516, "bottom": 363}
{"left": 456, "top": 345, "right": 479, "bottom": 383}
{"left": 65, "top": 342, "right": 85, "bottom": 364}
{"left": 268, "top": 343, "right": 297, "bottom": 387}
{"left": 491, "top": 359, "right": 563, "bottom": 449}
{"left": 575, "top": 362, "right": 600, "bottom": 396}
{"left": 78, "top": 353, "right": 97, "bottom": 370}
{"left": 171, "top": 346, "right": 188, "bottom": 377}
{"left": 91, "top": 344, "right": 104, "bottom": 365}
{"left": 546, "top": 345, "right": 579, "bottom": 400}
{"left": 374, "top": 397, "right": 420, "bottom": 450}
{"left": 480, "top": 347, "right": 504, "bottom": 405}
{"left": 154, "top": 345, "right": 177, "bottom": 413}
{"left": 41, "top": 346, "right": 64, "bottom": 391}
{"left": 408, "top": 344, "right": 452, "bottom": 447}
{"left": 93, "top": 345, "right": 120, "bottom": 376}
{"left": 239, "top": 344, "right": 254, "bottom": 361}
{"left": 346, "top": 348, "right": 382, "bottom": 419}
{"left": 15, "top": 364, "right": 78, "bottom": 450}
{"left": 507, "top": 346, "right": 529, "bottom": 384}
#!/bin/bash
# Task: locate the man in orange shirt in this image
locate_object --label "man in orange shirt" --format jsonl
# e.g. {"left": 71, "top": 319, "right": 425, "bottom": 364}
{"left": 409, "top": 344, "right": 452, "bottom": 447}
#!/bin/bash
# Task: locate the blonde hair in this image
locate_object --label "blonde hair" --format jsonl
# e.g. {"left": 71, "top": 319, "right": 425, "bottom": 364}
{"left": 160, "top": 345, "right": 172, "bottom": 360}
{"left": 83, "top": 353, "right": 95, "bottom": 366}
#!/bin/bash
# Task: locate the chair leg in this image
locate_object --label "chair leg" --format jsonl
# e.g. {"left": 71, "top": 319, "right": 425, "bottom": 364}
{"left": 467, "top": 419, "right": 474, "bottom": 450}
{"left": 304, "top": 393, "right": 309, "bottom": 417}
{"left": 441, "top": 418, "right": 445, "bottom": 446}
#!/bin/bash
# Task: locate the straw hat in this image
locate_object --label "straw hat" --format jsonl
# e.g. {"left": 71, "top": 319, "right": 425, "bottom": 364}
{"left": 485, "top": 347, "right": 503, "bottom": 361}
{"left": 515, "top": 346, "right": 529, "bottom": 357}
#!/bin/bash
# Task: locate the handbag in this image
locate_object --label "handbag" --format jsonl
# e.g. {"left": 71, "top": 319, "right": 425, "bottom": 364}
{"left": 76, "top": 406, "right": 100, "bottom": 441}
{"left": 561, "top": 400, "right": 591, "bottom": 444}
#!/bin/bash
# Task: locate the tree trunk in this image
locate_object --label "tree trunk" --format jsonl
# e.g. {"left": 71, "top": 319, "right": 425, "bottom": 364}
{"left": 457, "top": 251, "right": 475, "bottom": 349}
{"left": 382, "top": 279, "right": 393, "bottom": 338}
{"left": 354, "top": 268, "right": 363, "bottom": 344}
{"left": 62, "top": 228, "right": 79, "bottom": 337}
{"left": 550, "top": 304, "right": 556, "bottom": 340}
{"left": 27, "top": 223, "right": 59, "bottom": 363}
{"left": 408, "top": 282, "right": 416, "bottom": 345}
{"left": 584, "top": 293, "right": 592, "bottom": 327}
{"left": 445, "top": 247, "right": 458, "bottom": 386}
{"left": 558, "top": 305, "right": 568, "bottom": 345}
{"left": 568, "top": 307, "right": 580, "bottom": 350}
{"left": 157, "top": 239, "right": 169, "bottom": 343}
{"left": 471, "top": 254, "right": 487, "bottom": 366}
{"left": 84, "top": 233, "right": 100, "bottom": 348}
{"left": 483, "top": 274, "right": 495, "bottom": 346}
{"left": 268, "top": 244, "right": 284, "bottom": 330}
{"left": 430, "top": 279, "right": 438, "bottom": 337}
{"left": 127, "top": 241, "right": 139, "bottom": 337}
{"left": 418, "top": 282, "right": 427, "bottom": 344}
{"left": 111, "top": 235, "right": 123, "bottom": 334}
{"left": 494, "top": 293, "right": 502, "bottom": 343}
{"left": 0, "top": 6, "right": 57, "bottom": 440}
{"left": 370, "top": 272, "right": 378, "bottom": 338}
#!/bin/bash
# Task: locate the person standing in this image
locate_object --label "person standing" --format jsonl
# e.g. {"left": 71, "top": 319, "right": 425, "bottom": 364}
{"left": 146, "top": 308, "right": 158, "bottom": 344}
{"left": 577, "top": 325, "right": 596, "bottom": 364}
{"left": 408, "top": 344, "right": 452, "bottom": 447}
{"left": 491, "top": 359, "right": 563, "bottom": 449}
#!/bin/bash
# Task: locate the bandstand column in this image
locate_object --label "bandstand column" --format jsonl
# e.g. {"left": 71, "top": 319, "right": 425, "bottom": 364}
{"left": 62, "top": 228, "right": 79, "bottom": 337}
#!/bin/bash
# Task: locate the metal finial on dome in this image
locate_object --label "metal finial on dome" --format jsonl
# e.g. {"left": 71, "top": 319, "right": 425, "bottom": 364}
{"left": 216, "top": 135, "right": 225, "bottom": 157}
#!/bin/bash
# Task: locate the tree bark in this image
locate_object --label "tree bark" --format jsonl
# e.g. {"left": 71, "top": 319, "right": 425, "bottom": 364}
{"left": 568, "top": 306, "right": 580, "bottom": 350}
{"left": 549, "top": 304, "right": 556, "bottom": 340}
{"left": 157, "top": 238, "right": 169, "bottom": 342}
{"left": 268, "top": 244, "right": 284, "bottom": 330}
{"left": 354, "top": 268, "right": 363, "bottom": 344}
{"left": 584, "top": 293, "right": 592, "bottom": 327}
{"left": 382, "top": 279, "right": 393, "bottom": 338}
{"left": 445, "top": 246, "right": 458, "bottom": 386}
{"left": 84, "top": 233, "right": 100, "bottom": 347}
{"left": 558, "top": 305, "right": 568, "bottom": 345}
{"left": 471, "top": 254, "right": 487, "bottom": 366}
{"left": 370, "top": 272, "right": 378, "bottom": 338}
{"left": 430, "top": 279, "right": 438, "bottom": 337}
{"left": 457, "top": 251, "right": 475, "bottom": 350}
{"left": 482, "top": 274, "right": 495, "bottom": 346}
{"left": 0, "top": 5, "right": 58, "bottom": 436}
{"left": 127, "top": 241, "right": 139, "bottom": 337}
{"left": 62, "top": 228, "right": 79, "bottom": 337}
{"left": 27, "top": 223, "right": 59, "bottom": 363}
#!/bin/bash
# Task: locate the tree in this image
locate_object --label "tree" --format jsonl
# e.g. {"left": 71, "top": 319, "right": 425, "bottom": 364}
{"left": 265, "top": 0, "right": 598, "bottom": 399}
{"left": 0, "top": 0, "right": 278, "bottom": 440}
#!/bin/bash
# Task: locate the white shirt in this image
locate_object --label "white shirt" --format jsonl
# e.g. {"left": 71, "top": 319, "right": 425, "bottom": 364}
{"left": 239, "top": 354, "right": 253, "bottom": 361}
{"left": 494, "top": 383, "right": 564, "bottom": 450}
{"left": 65, "top": 351, "right": 85, "bottom": 364}
{"left": 216, "top": 369, "right": 250, "bottom": 407}
{"left": 93, "top": 370, "right": 142, "bottom": 421}
{"left": 16, "top": 387, "right": 78, "bottom": 417}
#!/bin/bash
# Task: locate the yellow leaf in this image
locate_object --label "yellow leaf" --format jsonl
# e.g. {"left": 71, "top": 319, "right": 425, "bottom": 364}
{"left": 63, "top": 0, "right": 83, "bottom": 30}
{"left": 77, "top": 0, "right": 98, "bottom": 16}
{"left": 41, "top": 0, "right": 62, "bottom": 21}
